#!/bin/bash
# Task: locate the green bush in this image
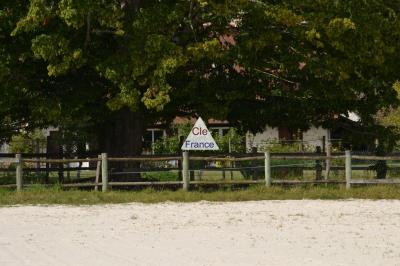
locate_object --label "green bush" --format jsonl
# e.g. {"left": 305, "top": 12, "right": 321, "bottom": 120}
{"left": 9, "top": 130, "right": 46, "bottom": 153}
{"left": 152, "top": 136, "right": 181, "bottom": 154}
{"left": 152, "top": 122, "right": 192, "bottom": 154}
{"left": 213, "top": 128, "right": 246, "bottom": 153}
{"left": 257, "top": 139, "right": 314, "bottom": 153}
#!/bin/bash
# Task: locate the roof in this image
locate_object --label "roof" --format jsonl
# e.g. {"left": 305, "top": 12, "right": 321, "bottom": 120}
{"left": 172, "top": 117, "right": 229, "bottom": 125}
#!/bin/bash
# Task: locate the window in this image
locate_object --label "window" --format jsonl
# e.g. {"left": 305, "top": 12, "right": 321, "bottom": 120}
{"left": 210, "top": 127, "right": 231, "bottom": 137}
{"left": 143, "top": 129, "right": 166, "bottom": 149}
{"left": 221, "top": 128, "right": 230, "bottom": 136}
{"left": 278, "top": 127, "right": 302, "bottom": 141}
{"left": 143, "top": 131, "right": 153, "bottom": 149}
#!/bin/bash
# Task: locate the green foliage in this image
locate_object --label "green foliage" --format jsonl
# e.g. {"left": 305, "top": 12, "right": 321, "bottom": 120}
{"left": 375, "top": 82, "right": 400, "bottom": 149}
{"left": 213, "top": 128, "right": 245, "bottom": 153}
{"left": 257, "top": 140, "right": 314, "bottom": 153}
{"left": 152, "top": 136, "right": 181, "bottom": 155}
{"left": 2, "top": 0, "right": 400, "bottom": 152}
{"left": 9, "top": 129, "right": 46, "bottom": 153}
{"left": 11, "top": 0, "right": 52, "bottom": 34}
{"left": 31, "top": 34, "right": 85, "bottom": 76}
{"left": 152, "top": 123, "right": 192, "bottom": 154}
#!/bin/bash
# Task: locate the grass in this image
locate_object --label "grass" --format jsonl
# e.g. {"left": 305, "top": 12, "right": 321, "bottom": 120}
{"left": 0, "top": 185, "right": 400, "bottom": 206}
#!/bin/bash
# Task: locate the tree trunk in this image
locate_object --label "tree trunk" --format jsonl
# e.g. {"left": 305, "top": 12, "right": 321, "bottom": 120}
{"left": 100, "top": 108, "right": 145, "bottom": 157}
{"left": 98, "top": 108, "right": 146, "bottom": 182}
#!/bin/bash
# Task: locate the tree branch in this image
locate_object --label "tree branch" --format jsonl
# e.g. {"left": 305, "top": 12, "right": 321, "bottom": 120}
{"left": 84, "top": 12, "right": 91, "bottom": 49}
{"left": 253, "top": 68, "right": 296, "bottom": 84}
{"left": 188, "top": 0, "right": 198, "bottom": 42}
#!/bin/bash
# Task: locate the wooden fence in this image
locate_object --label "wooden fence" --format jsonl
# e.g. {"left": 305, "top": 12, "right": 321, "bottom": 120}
{"left": 2, "top": 150, "right": 400, "bottom": 191}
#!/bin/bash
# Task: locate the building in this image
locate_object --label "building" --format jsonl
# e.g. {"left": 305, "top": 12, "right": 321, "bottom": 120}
{"left": 246, "top": 126, "right": 330, "bottom": 152}
{"left": 142, "top": 117, "right": 231, "bottom": 154}
{"left": 245, "top": 113, "right": 360, "bottom": 152}
{"left": 143, "top": 117, "right": 336, "bottom": 154}
{"left": 0, "top": 143, "right": 9, "bottom": 153}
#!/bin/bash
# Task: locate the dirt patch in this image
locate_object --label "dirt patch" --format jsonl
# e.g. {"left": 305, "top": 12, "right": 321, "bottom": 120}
{"left": 0, "top": 200, "right": 399, "bottom": 265}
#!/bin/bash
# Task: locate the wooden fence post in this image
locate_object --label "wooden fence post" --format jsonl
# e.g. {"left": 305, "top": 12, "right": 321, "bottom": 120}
{"left": 315, "top": 146, "right": 323, "bottom": 180}
{"left": 265, "top": 151, "right": 271, "bottom": 187}
{"left": 101, "top": 153, "right": 108, "bottom": 192}
{"left": 35, "top": 139, "right": 40, "bottom": 178}
{"left": 345, "top": 150, "right": 352, "bottom": 189}
{"left": 182, "top": 151, "right": 189, "bottom": 191}
{"left": 95, "top": 154, "right": 101, "bottom": 191}
{"left": 15, "top": 154, "right": 23, "bottom": 191}
{"left": 325, "top": 143, "right": 331, "bottom": 180}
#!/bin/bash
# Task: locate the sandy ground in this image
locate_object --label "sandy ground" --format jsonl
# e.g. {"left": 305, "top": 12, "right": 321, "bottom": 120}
{"left": 0, "top": 200, "right": 400, "bottom": 266}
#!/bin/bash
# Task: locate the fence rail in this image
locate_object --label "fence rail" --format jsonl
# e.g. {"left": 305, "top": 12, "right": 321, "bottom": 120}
{"left": 2, "top": 151, "right": 400, "bottom": 191}
{"left": 351, "top": 155, "right": 400, "bottom": 161}
{"left": 350, "top": 179, "right": 400, "bottom": 184}
{"left": 108, "top": 156, "right": 181, "bottom": 162}
{"left": 23, "top": 158, "right": 101, "bottom": 163}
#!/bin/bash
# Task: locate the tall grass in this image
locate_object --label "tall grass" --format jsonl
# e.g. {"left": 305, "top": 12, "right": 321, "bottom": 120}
{"left": 0, "top": 185, "right": 399, "bottom": 205}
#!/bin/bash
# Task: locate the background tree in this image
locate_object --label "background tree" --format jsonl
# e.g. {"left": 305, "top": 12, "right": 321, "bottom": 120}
{"left": 1, "top": 0, "right": 400, "bottom": 157}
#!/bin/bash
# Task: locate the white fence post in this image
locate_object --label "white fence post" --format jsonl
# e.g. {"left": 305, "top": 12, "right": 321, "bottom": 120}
{"left": 15, "top": 154, "right": 23, "bottom": 191}
{"left": 182, "top": 151, "right": 189, "bottom": 191}
{"left": 345, "top": 150, "right": 352, "bottom": 189}
{"left": 101, "top": 153, "right": 108, "bottom": 192}
{"left": 265, "top": 152, "right": 271, "bottom": 187}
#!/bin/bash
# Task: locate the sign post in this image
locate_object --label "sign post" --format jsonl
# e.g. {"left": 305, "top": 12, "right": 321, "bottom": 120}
{"left": 182, "top": 151, "right": 189, "bottom": 191}
{"left": 181, "top": 117, "right": 219, "bottom": 190}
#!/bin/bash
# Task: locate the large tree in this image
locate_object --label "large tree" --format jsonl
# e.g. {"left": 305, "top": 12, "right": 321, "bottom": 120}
{"left": 1, "top": 0, "right": 400, "bottom": 155}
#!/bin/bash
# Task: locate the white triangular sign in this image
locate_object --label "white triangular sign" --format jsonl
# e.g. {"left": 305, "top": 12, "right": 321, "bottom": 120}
{"left": 181, "top": 117, "right": 219, "bottom": 151}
